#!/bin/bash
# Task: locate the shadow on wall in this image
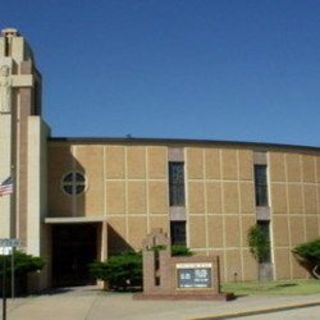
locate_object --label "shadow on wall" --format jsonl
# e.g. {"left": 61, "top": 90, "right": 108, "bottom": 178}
{"left": 108, "top": 225, "right": 133, "bottom": 257}
{"left": 47, "top": 145, "right": 88, "bottom": 217}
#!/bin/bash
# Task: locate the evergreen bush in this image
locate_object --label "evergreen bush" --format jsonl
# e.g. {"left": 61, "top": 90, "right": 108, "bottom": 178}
{"left": 293, "top": 239, "right": 320, "bottom": 279}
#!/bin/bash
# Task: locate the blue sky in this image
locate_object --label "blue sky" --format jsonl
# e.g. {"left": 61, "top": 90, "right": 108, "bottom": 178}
{"left": 2, "top": 0, "right": 320, "bottom": 146}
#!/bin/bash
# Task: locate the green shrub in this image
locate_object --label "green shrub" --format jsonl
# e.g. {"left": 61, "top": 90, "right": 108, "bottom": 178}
{"left": 248, "top": 225, "right": 270, "bottom": 263}
{"left": 293, "top": 239, "right": 320, "bottom": 279}
{"left": 90, "top": 251, "right": 142, "bottom": 291}
{"left": 171, "top": 245, "right": 193, "bottom": 256}
{"left": 0, "top": 250, "right": 45, "bottom": 276}
{"left": 0, "top": 250, "right": 45, "bottom": 295}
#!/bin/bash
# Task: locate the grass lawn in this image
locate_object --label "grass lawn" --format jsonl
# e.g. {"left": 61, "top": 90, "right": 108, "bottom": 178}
{"left": 222, "top": 279, "right": 320, "bottom": 296}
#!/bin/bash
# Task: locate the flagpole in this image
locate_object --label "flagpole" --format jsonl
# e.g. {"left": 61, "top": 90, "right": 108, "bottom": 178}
{"left": 2, "top": 249, "right": 7, "bottom": 320}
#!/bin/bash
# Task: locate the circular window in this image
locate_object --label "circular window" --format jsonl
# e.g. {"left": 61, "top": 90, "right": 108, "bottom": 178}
{"left": 62, "top": 172, "right": 87, "bottom": 195}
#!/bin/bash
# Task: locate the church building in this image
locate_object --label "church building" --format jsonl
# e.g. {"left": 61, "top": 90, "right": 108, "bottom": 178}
{"left": 1, "top": 28, "right": 320, "bottom": 290}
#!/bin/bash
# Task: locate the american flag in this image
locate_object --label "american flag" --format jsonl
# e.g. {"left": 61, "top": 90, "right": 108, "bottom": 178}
{"left": 0, "top": 177, "right": 14, "bottom": 196}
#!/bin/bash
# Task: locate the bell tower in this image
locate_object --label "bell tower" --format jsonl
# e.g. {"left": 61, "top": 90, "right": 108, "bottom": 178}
{"left": 0, "top": 28, "right": 49, "bottom": 275}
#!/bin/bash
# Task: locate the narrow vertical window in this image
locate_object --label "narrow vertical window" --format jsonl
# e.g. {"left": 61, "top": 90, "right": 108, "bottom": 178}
{"left": 254, "top": 165, "right": 268, "bottom": 206}
{"left": 170, "top": 221, "right": 186, "bottom": 245}
{"left": 169, "top": 162, "right": 185, "bottom": 206}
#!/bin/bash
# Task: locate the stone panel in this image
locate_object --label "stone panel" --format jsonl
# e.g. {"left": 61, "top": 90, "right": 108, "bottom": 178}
{"left": 241, "top": 215, "right": 256, "bottom": 247}
{"left": 223, "top": 182, "right": 239, "bottom": 213}
{"left": 286, "top": 154, "right": 302, "bottom": 182}
{"left": 127, "top": 147, "right": 146, "bottom": 179}
{"left": 242, "top": 249, "right": 258, "bottom": 281}
{"left": 304, "top": 185, "right": 317, "bottom": 214}
{"left": 106, "top": 181, "right": 125, "bottom": 214}
{"left": 189, "top": 215, "right": 206, "bottom": 248}
{"left": 188, "top": 182, "right": 205, "bottom": 214}
{"left": 76, "top": 146, "right": 104, "bottom": 216}
{"left": 273, "top": 216, "right": 289, "bottom": 247}
{"left": 147, "top": 147, "right": 167, "bottom": 179}
{"left": 239, "top": 150, "right": 253, "bottom": 180}
{"left": 105, "top": 146, "right": 125, "bottom": 179}
{"left": 208, "top": 250, "right": 225, "bottom": 282}
{"left": 207, "top": 216, "right": 223, "bottom": 248}
{"left": 225, "top": 250, "right": 242, "bottom": 282}
{"left": 240, "top": 182, "right": 254, "bottom": 213}
{"left": 270, "top": 184, "right": 288, "bottom": 214}
{"left": 204, "top": 148, "right": 221, "bottom": 180}
{"left": 186, "top": 148, "right": 203, "bottom": 179}
{"left": 302, "top": 155, "right": 316, "bottom": 183}
{"left": 289, "top": 216, "right": 305, "bottom": 246}
{"left": 291, "top": 255, "right": 308, "bottom": 279}
{"left": 206, "top": 182, "right": 222, "bottom": 213}
{"left": 128, "top": 217, "right": 148, "bottom": 250}
{"left": 274, "top": 249, "right": 290, "bottom": 280}
{"left": 221, "top": 149, "right": 238, "bottom": 180}
{"left": 269, "top": 152, "right": 285, "bottom": 182}
{"left": 128, "top": 181, "right": 146, "bottom": 214}
{"left": 149, "top": 216, "right": 169, "bottom": 234}
{"left": 287, "top": 185, "right": 303, "bottom": 214}
{"left": 225, "top": 216, "right": 240, "bottom": 247}
{"left": 149, "top": 181, "right": 168, "bottom": 214}
{"left": 305, "top": 216, "right": 319, "bottom": 241}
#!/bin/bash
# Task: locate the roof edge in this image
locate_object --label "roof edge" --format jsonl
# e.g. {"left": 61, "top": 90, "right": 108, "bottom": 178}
{"left": 48, "top": 136, "right": 320, "bottom": 152}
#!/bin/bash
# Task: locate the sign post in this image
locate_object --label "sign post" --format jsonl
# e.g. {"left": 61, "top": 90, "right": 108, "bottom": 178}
{"left": 0, "top": 239, "right": 20, "bottom": 320}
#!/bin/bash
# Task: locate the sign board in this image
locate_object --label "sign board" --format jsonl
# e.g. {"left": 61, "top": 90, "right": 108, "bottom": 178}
{"left": 0, "top": 247, "right": 12, "bottom": 256}
{"left": 176, "top": 263, "right": 212, "bottom": 289}
{"left": 0, "top": 238, "right": 20, "bottom": 247}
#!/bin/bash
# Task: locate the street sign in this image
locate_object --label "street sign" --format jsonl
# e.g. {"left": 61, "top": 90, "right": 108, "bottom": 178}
{"left": 0, "top": 247, "right": 12, "bottom": 256}
{"left": 0, "top": 239, "right": 20, "bottom": 248}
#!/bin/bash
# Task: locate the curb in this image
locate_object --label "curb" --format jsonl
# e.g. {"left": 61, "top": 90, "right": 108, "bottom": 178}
{"left": 190, "top": 300, "right": 320, "bottom": 320}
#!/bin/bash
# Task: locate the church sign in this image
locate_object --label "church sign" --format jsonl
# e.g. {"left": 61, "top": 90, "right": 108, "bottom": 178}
{"left": 176, "top": 262, "right": 212, "bottom": 289}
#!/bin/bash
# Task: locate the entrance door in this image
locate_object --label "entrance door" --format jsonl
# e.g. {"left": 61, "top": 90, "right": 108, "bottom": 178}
{"left": 52, "top": 223, "right": 98, "bottom": 287}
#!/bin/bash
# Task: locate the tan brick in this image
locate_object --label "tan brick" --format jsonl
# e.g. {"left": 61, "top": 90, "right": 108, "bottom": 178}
{"left": 289, "top": 216, "right": 305, "bottom": 246}
{"left": 105, "top": 146, "right": 125, "bottom": 179}
{"left": 240, "top": 182, "right": 254, "bottom": 213}
{"left": 225, "top": 216, "right": 240, "bottom": 247}
{"left": 239, "top": 150, "right": 253, "bottom": 180}
{"left": 206, "top": 182, "right": 222, "bottom": 213}
{"left": 288, "top": 185, "right": 303, "bottom": 214}
{"left": 188, "top": 182, "right": 205, "bottom": 214}
{"left": 205, "top": 148, "right": 221, "bottom": 180}
{"left": 304, "top": 185, "right": 317, "bottom": 214}
{"left": 222, "top": 149, "right": 238, "bottom": 180}
{"left": 207, "top": 216, "right": 223, "bottom": 248}
{"left": 269, "top": 152, "right": 285, "bottom": 182}
{"left": 286, "top": 154, "right": 302, "bottom": 182}
{"left": 127, "top": 147, "right": 146, "bottom": 179}
{"left": 189, "top": 216, "right": 206, "bottom": 248}
{"left": 149, "top": 181, "right": 168, "bottom": 214}
{"left": 302, "top": 155, "right": 316, "bottom": 183}
{"left": 270, "top": 184, "right": 288, "bottom": 214}
{"left": 187, "top": 148, "right": 203, "bottom": 179}
{"left": 223, "top": 182, "right": 239, "bottom": 213}
{"left": 106, "top": 181, "right": 125, "bottom": 214}
{"left": 147, "top": 147, "right": 167, "bottom": 179}
{"left": 274, "top": 249, "right": 290, "bottom": 280}
{"left": 273, "top": 216, "right": 289, "bottom": 247}
{"left": 128, "top": 181, "right": 146, "bottom": 214}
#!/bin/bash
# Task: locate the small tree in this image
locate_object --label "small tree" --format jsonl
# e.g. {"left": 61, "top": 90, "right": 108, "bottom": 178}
{"left": 293, "top": 239, "right": 320, "bottom": 279}
{"left": 248, "top": 225, "right": 270, "bottom": 264}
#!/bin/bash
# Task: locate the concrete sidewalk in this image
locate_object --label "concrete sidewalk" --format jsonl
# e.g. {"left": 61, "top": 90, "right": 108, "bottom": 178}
{"left": 1, "top": 286, "right": 320, "bottom": 320}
